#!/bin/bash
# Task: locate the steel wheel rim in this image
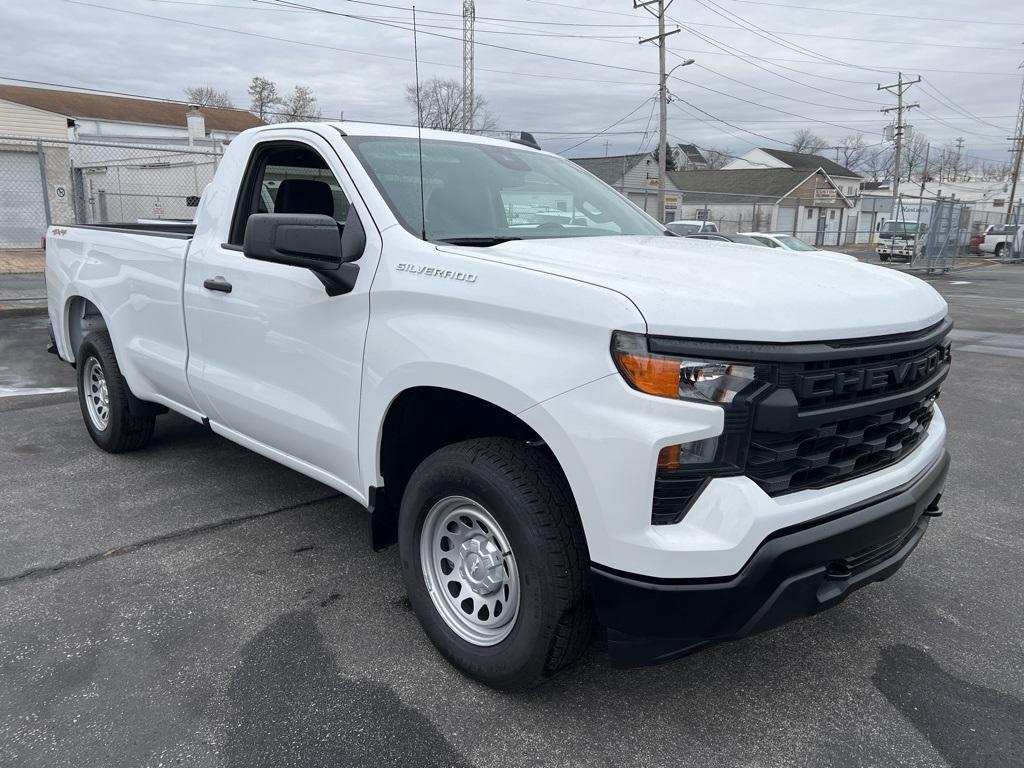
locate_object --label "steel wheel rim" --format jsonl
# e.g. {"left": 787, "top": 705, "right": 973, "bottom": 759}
{"left": 419, "top": 495, "right": 520, "bottom": 646}
{"left": 83, "top": 357, "right": 110, "bottom": 431}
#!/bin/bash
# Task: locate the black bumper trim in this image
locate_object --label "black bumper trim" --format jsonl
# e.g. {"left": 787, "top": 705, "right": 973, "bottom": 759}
{"left": 591, "top": 449, "right": 949, "bottom": 668}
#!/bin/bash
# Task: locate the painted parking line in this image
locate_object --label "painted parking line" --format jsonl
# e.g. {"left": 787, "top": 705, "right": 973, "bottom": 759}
{"left": 0, "top": 386, "right": 74, "bottom": 398}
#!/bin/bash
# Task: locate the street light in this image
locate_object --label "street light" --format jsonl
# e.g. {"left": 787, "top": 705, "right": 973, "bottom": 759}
{"left": 658, "top": 57, "right": 694, "bottom": 224}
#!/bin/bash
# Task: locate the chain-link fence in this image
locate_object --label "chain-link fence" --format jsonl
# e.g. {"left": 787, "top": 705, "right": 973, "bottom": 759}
{"left": 0, "top": 135, "right": 221, "bottom": 248}
{"left": 672, "top": 189, "right": 860, "bottom": 247}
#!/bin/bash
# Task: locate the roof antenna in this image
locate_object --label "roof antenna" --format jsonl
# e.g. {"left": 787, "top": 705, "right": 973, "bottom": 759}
{"left": 412, "top": 6, "right": 427, "bottom": 241}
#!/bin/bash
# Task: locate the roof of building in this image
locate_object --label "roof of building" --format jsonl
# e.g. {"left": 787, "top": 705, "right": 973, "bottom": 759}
{"left": 570, "top": 153, "right": 648, "bottom": 185}
{"left": 757, "top": 147, "right": 860, "bottom": 178}
{"left": 666, "top": 167, "right": 822, "bottom": 204}
{"left": 676, "top": 143, "right": 707, "bottom": 165}
{"left": 0, "top": 84, "right": 264, "bottom": 133}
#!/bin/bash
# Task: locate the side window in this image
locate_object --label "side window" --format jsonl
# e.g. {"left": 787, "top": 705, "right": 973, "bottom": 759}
{"left": 229, "top": 142, "right": 350, "bottom": 245}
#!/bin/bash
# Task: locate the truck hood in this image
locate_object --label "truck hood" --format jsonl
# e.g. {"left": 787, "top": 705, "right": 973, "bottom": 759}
{"left": 440, "top": 235, "right": 948, "bottom": 342}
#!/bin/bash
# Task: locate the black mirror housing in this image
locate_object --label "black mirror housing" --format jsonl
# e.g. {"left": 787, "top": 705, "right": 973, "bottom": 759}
{"left": 243, "top": 212, "right": 365, "bottom": 296}
{"left": 243, "top": 213, "right": 343, "bottom": 270}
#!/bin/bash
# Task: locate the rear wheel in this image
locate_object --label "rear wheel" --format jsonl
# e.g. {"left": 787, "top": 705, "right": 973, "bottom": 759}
{"left": 995, "top": 243, "right": 1006, "bottom": 258}
{"left": 77, "top": 332, "right": 155, "bottom": 453}
{"left": 398, "top": 438, "right": 591, "bottom": 690}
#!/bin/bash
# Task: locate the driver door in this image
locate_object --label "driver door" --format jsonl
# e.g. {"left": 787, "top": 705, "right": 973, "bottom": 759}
{"left": 183, "top": 132, "right": 378, "bottom": 497}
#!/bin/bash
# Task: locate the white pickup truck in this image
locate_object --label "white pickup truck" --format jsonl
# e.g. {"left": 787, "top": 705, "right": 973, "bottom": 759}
{"left": 978, "top": 223, "right": 1020, "bottom": 259}
{"left": 46, "top": 122, "right": 951, "bottom": 689}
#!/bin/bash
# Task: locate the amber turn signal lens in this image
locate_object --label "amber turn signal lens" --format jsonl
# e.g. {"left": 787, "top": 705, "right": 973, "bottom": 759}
{"left": 657, "top": 445, "right": 681, "bottom": 471}
{"left": 615, "top": 352, "right": 681, "bottom": 398}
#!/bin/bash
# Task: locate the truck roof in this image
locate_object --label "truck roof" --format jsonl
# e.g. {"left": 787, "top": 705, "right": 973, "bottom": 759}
{"left": 259, "top": 121, "right": 536, "bottom": 151}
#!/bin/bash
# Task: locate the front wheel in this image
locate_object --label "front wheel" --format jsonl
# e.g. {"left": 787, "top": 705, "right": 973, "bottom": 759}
{"left": 398, "top": 438, "right": 591, "bottom": 690}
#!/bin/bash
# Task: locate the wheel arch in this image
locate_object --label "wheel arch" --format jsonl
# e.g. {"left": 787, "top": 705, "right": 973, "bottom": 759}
{"left": 369, "top": 385, "right": 580, "bottom": 551}
{"left": 65, "top": 294, "right": 108, "bottom": 364}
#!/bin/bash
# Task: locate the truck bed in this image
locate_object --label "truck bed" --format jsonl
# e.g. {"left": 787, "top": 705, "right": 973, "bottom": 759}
{"left": 62, "top": 222, "right": 196, "bottom": 239}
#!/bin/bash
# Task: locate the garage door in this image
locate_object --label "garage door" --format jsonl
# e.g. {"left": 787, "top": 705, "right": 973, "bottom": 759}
{"left": 775, "top": 206, "right": 797, "bottom": 236}
{"left": 0, "top": 150, "right": 47, "bottom": 247}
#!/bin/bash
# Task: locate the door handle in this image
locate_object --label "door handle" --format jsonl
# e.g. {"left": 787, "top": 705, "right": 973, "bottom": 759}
{"left": 203, "top": 276, "right": 232, "bottom": 293}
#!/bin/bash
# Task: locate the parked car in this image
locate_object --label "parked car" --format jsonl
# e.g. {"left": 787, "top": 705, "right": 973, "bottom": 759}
{"left": 666, "top": 219, "right": 718, "bottom": 235}
{"left": 46, "top": 122, "right": 951, "bottom": 690}
{"left": 739, "top": 232, "right": 858, "bottom": 262}
{"left": 978, "top": 224, "right": 1020, "bottom": 260}
{"left": 684, "top": 233, "right": 765, "bottom": 246}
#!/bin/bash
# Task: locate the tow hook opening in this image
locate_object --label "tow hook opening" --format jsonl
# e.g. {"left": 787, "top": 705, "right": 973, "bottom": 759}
{"left": 924, "top": 493, "right": 942, "bottom": 517}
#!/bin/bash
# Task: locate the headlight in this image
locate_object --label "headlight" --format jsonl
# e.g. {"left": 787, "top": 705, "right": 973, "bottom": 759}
{"left": 611, "top": 331, "right": 764, "bottom": 404}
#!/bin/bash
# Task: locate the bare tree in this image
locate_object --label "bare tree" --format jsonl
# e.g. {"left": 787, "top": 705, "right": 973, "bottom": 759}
{"left": 836, "top": 134, "right": 868, "bottom": 171}
{"left": 976, "top": 160, "right": 1013, "bottom": 181}
{"left": 701, "top": 148, "right": 731, "bottom": 170}
{"left": 405, "top": 77, "right": 497, "bottom": 132}
{"left": 184, "top": 85, "right": 234, "bottom": 108}
{"left": 278, "top": 85, "right": 321, "bottom": 122}
{"left": 860, "top": 145, "right": 894, "bottom": 181}
{"left": 790, "top": 128, "right": 829, "bottom": 155}
{"left": 248, "top": 76, "right": 282, "bottom": 122}
{"left": 901, "top": 134, "right": 931, "bottom": 181}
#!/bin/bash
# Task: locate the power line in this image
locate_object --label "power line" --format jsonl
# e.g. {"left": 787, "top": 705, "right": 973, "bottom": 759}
{"left": 60, "top": 0, "right": 652, "bottom": 86}
{"left": 669, "top": 95, "right": 785, "bottom": 147}
{"left": 558, "top": 95, "right": 657, "bottom": 152}
{"left": 725, "top": 0, "right": 1024, "bottom": 27}
{"left": 669, "top": 22, "right": 884, "bottom": 93}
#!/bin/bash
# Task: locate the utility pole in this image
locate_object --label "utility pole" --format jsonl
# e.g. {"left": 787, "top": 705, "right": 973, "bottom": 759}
{"left": 637, "top": 0, "right": 680, "bottom": 223}
{"left": 1006, "top": 61, "right": 1024, "bottom": 224}
{"left": 878, "top": 72, "right": 920, "bottom": 204}
{"left": 462, "top": 0, "right": 475, "bottom": 132}
{"left": 953, "top": 136, "right": 964, "bottom": 182}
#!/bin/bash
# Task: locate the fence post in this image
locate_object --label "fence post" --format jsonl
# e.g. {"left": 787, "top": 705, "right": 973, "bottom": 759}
{"left": 36, "top": 139, "right": 52, "bottom": 227}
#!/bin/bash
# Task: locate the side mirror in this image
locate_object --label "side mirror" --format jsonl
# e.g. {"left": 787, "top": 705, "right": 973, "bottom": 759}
{"left": 243, "top": 212, "right": 364, "bottom": 296}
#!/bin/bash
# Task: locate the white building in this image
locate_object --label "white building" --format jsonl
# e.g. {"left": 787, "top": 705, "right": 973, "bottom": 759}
{"left": 571, "top": 151, "right": 684, "bottom": 221}
{"left": 0, "top": 84, "right": 263, "bottom": 246}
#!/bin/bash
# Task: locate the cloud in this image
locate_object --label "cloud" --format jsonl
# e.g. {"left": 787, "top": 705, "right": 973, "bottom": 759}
{"left": 6, "top": 0, "right": 1020, "bottom": 162}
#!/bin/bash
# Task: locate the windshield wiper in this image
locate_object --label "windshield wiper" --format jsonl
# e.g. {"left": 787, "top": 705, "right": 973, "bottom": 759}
{"left": 438, "top": 236, "right": 522, "bottom": 247}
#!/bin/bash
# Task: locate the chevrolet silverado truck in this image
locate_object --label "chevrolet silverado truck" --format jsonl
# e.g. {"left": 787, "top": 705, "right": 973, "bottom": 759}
{"left": 46, "top": 122, "right": 951, "bottom": 690}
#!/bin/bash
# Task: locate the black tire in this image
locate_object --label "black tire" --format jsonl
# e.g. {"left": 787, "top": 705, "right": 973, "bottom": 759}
{"left": 995, "top": 243, "right": 1006, "bottom": 258}
{"left": 77, "top": 331, "right": 156, "bottom": 453}
{"left": 398, "top": 438, "right": 591, "bottom": 690}
{"left": 879, "top": 254, "right": 889, "bottom": 262}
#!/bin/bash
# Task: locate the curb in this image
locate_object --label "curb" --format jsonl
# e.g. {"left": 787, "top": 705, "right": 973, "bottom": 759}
{"left": 0, "top": 303, "right": 48, "bottom": 318}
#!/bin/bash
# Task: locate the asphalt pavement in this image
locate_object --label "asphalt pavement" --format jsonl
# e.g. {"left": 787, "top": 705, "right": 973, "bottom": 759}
{"left": 1, "top": 265, "right": 1022, "bottom": 768}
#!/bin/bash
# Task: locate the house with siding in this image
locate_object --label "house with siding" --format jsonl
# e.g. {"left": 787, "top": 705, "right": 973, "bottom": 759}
{"left": 0, "top": 84, "right": 262, "bottom": 246}
{"left": 570, "top": 151, "right": 683, "bottom": 221}
{"left": 667, "top": 167, "right": 854, "bottom": 246}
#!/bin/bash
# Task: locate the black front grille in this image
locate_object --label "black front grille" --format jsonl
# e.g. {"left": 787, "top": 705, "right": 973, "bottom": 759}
{"left": 777, "top": 338, "right": 951, "bottom": 409}
{"left": 646, "top": 319, "right": 950, "bottom": 522}
{"left": 747, "top": 395, "right": 936, "bottom": 496}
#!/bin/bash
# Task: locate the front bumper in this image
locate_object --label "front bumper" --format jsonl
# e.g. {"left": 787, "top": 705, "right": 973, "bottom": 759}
{"left": 591, "top": 449, "right": 949, "bottom": 667}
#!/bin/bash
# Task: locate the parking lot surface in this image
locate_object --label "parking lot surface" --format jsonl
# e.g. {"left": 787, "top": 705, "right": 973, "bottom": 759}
{"left": 1, "top": 265, "right": 1022, "bottom": 768}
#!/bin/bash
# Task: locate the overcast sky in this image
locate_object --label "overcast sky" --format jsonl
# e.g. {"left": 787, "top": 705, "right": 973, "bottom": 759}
{"left": 5, "top": 0, "right": 1023, "bottom": 163}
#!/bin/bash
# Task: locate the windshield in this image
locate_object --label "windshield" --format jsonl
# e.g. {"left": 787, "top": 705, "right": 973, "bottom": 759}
{"left": 774, "top": 235, "right": 818, "bottom": 252}
{"left": 728, "top": 234, "right": 764, "bottom": 246}
{"left": 880, "top": 221, "right": 921, "bottom": 237}
{"left": 345, "top": 136, "right": 667, "bottom": 243}
{"left": 667, "top": 222, "right": 703, "bottom": 235}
